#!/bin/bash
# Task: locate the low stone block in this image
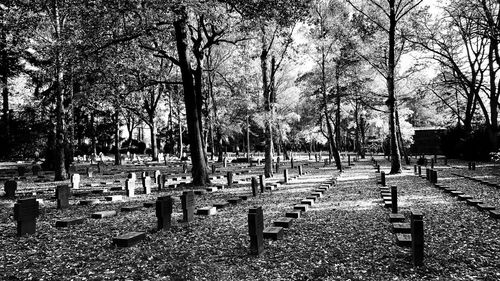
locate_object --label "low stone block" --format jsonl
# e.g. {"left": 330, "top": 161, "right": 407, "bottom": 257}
{"left": 466, "top": 199, "right": 483, "bottom": 206}
{"left": 384, "top": 200, "right": 392, "bottom": 208}
{"left": 197, "top": 207, "right": 217, "bottom": 216}
{"left": 91, "top": 189, "right": 106, "bottom": 194}
{"left": 228, "top": 198, "right": 242, "bottom": 204}
{"left": 310, "top": 192, "right": 322, "bottom": 198}
{"left": 389, "top": 213, "right": 405, "bottom": 223}
{"left": 138, "top": 202, "right": 153, "bottom": 208}
{"left": 286, "top": 210, "right": 301, "bottom": 219}
{"left": 273, "top": 217, "right": 293, "bottom": 228}
{"left": 240, "top": 195, "right": 248, "bottom": 200}
{"left": 450, "top": 191, "right": 464, "bottom": 197}
{"left": 443, "top": 187, "right": 456, "bottom": 193}
{"left": 489, "top": 210, "right": 500, "bottom": 219}
{"left": 306, "top": 196, "right": 317, "bottom": 202}
{"left": 477, "top": 204, "right": 495, "bottom": 212}
{"left": 55, "top": 217, "right": 85, "bottom": 227}
{"left": 86, "top": 183, "right": 99, "bottom": 187}
{"left": 293, "top": 204, "right": 308, "bottom": 212}
{"left": 263, "top": 226, "right": 284, "bottom": 241}
{"left": 194, "top": 189, "right": 206, "bottom": 195}
{"left": 313, "top": 189, "right": 325, "bottom": 194}
{"left": 121, "top": 205, "right": 142, "bottom": 212}
{"left": 458, "top": 194, "right": 473, "bottom": 201}
{"left": 301, "top": 199, "right": 314, "bottom": 206}
{"left": 392, "top": 222, "right": 411, "bottom": 233}
{"left": 79, "top": 199, "right": 100, "bottom": 206}
{"left": 112, "top": 232, "right": 146, "bottom": 248}
{"left": 206, "top": 186, "right": 218, "bottom": 192}
{"left": 396, "top": 233, "right": 412, "bottom": 247}
{"left": 213, "top": 202, "right": 229, "bottom": 209}
{"left": 105, "top": 195, "right": 123, "bottom": 202}
{"left": 91, "top": 210, "right": 117, "bottom": 219}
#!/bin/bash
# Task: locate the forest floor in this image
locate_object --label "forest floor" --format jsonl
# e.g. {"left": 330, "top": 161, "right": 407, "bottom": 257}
{"left": 1, "top": 156, "right": 500, "bottom": 280}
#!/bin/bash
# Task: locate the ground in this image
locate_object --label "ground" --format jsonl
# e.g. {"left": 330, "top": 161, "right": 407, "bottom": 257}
{"left": 1, "top": 155, "right": 500, "bottom": 280}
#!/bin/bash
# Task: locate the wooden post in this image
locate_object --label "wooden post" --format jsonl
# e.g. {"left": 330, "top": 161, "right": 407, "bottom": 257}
{"left": 411, "top": 211, "right": 424, "bottom": 266}
{"left": 391, "top": 185, "right": 397, "bottom": 214}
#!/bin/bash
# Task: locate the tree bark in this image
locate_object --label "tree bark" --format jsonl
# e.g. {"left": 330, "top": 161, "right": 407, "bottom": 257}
{"left": 114, "top": 110, "right": 121, "bottom": 165}
{"left": 261, "top": 29, "right": 273, "bottom": 178}
{"left": 1, "top": 18, "right": 10, "bottom": 158}
{"left": 173, "top": 7, "right": 209, "bottom": 186}
{"left": 387, "top": 0, "right": 402, "bottom": 174}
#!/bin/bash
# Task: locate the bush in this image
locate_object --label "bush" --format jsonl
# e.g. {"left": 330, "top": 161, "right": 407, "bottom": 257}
{"left": 440, "top": 125, "right": 496, "bottom": 161}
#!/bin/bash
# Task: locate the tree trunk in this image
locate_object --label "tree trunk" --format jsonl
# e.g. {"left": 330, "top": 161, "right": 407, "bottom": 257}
{"left": 246, "top": 114, "right": 250, "bottom": 162}
{"left": 53, "top": 0, "right": 67, "bottom": 181}
{"left": 114, "top": 110, "right": 121, "bottom": 165}
{"left": 90, "top": 112, "right": 97, "bottom": 156}
{"left": 149, "top": 121, "right": 157, "bottom": 161}
{"left": 173, "top": 7, "right": 209, "bottom": 186}
{"left": 395, "top": 105, "right": 410, "bottom": 165}
{"left": 335, "top": 66, "right": 341, "bottom": 152}
{"left": 387, "top": 0, "right": 402, "bottom": 174}
{"left": 261, "top": 29, "right": 273, "bottom": 178}
{"left": 1, "top": 21, "right": 10, "bottom": 158}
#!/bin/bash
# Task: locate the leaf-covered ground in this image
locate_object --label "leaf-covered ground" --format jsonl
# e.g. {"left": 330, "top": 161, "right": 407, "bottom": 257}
{"left": 1, "top": 157, "right": 500, "bottom": 280}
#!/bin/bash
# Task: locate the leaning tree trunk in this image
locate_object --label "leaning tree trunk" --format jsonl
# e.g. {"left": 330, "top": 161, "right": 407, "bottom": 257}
{"left": 173, "top": 7, "right": 209, "bottom": 186}
{"left": 387, "top": 0, "right": 402, "bottom": 174}
{"left": 261, "top": 29, "right": 273, "bottom": 178}
{"left": 114, "top": 110, "right": 121, "bottom": 165}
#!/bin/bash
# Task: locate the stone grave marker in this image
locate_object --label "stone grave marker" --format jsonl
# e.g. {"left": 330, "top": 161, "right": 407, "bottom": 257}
{"left": 259, "top": 175, "right": 265, "bottom": 193}
{"left": 71, "top": 173, "right": 80, "bottom": 189}
{"left": 156, "top": 196, "right": 173, "bottom": 230}
{"left": 4, "top": 180, "right": 17, "bottom": 199}
{"left": 153, "top": 170, "right": 161, "bottom": 184}
{"left": 348, "top": 154, "right": 351, "bottom": 166}
{"left": 182, "top": 163, "right": 188, "bottom": 173}
{"left": 56, "top": 185, "right": 70, "bottom": 209}
{"left": 227, "top": 172, "right": 233, "bottom": 188}
{"left": 284, "top": 169, "right": 289, "bottom": 184}
{"left": 112, "top": 232, "right": 146, "bottom": 248}
{"left": 86, "top": 167, "right": 93, "bottom": 177}
{"left": 157, "top": 174, "right": 165, "bottom": 191}
{"left": 13, "top": 198, "right": 39, "bottom": 236}
{"left": 32, "top": 164, "right": 41, "bottom": 176}
{"left": 251, "top": 177, "right": 258, "bottom": 197}
{"left": 142, "top": 176, "right": 151, "bottom": 194}
{"left": 181, "top": 191, "right": 195, "bottom": 222}
{"left": 248, "top": 206, "right": 264, "bottom": 255}
{"left": 291, "top": 157, "right": 294, "bottom": 169}
{"left": 128, "top": 172, "right": 137, "bottom": 182}
{"left": 211, "top": 164, "right": 216, "bottom": 174}
{"left": 391, "top": 186, "right": 398, "bottom": 214}
{"left": 298, "top": 165, "right": 303, "bottom": 176}
{"left": 275, "top": 162, "right": 280, "bottom": 174}
{"left": 125, "top": 179, "right": 135, "bottom": 197}
{"left": 380, "top": 171, "right": 386, "bottom": 186}
{"left": 411, "top": 211, "right": 424, "bottom": 266}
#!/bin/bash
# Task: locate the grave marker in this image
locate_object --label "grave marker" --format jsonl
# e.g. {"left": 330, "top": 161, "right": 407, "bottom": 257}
{"left": 157, "top": 174, "right": 165, "bottom": 191}
{"left": 156, "top": 196, "right": 173, "bottom": 230}
{"left": 86, "top": 167, "right": 93, "bottom": 177}
{"left": 380, "top": 171, "right": 386, "bottom": 186}
{"left": 56, "top": 185, "right": 70, "bottom": 209}
{"left": 4, "top": 180, "right": 17, "bottom": 199}
{"left": 13, "top": 198, "right": 39, "bottom": 236}
{"left": 181, "top": 191, "right": 195, "bottom": 222}
{"left": 212, "top": 164, "right": 216, "bottom": 174}
{"left": 32, "top": 164, "right": 41, "bottom": 176}
{"left": 71, "top": 173, "right": 80, "bottom": 189}
{"left": 284, "top": 169, "right": 289, "bottom": 183}
{"left": 18, "top": 166, "right": 26, "bottom": 177}
{"left": 182, "top": 163, "right": 188, "bottom": 173}
{"left": 259, "top": 175, "right": 265, "bottom": 193}
{"left": 391, "top": 186, "right": 397, "bottom": 214}
{"left": 125, "top": 179, "right": 135, "bottom": 197}
{"left": 251, "top": 177, "right": 258, "bottom": 197}
{"left": 411, "top": 211, "right": 424, "bottom": 266}
{"left": 153, "top": 170, "right": 161, "bottom": 184}
{"left": 298, "top": 165, "right": 303, "bottom": 176}
{"left": 227, "top": 172, "right": 233, "bottom": 188}
{"left": 142, "top": 176, "right": 151, "bottom": 194}
{"left": 248, "top": 206, "right": 264, "bottom": 255}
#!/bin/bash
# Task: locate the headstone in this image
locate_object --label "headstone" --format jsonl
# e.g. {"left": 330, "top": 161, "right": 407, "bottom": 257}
{"left": 86, "top": 167, "right": 93, "bottom": 177}
{"left": 112, "top": 232, "right": 146, "bottom": 248}
{"left": 227, "top": 172, "right": 233, "bottom": 188}
{"left": 380, "top": 171, "right": 386, "bottom": 186}
{"left": 411, "top": 211, "right": 424, "bottom": 266}
{"left": 472, "top": 162, "right": 476, "bottom": 170}
{"left": 315, "top": 154, "right": 318, "bottom": 162}
{"left": 4, "top": 180, "right": 17, "bottom": 199}
{"left": 56, "top": 185, "right": 70, "bottom": 209}
{"left": 468, "top": 162, "right": 472, "bottom": 170}
{"left": 32, "top": 164, "right": 41, "bottom": 176}
{"left": 348, "top": 155, "right": 351, "bottom": 166}
{"left": 142, "top": 177, "right": 151, "bottom": 194}
{"left": 290, "top": 157, "right": 294, "bottom": 169}
{"left": 376, "top": 164, "right": 380, "bottom": 173}
{"left": 251, "top": 177, "right": 258, "bottom": 197}
{"left": 431, "top": 170, "right": 438, "bottom": 184}
{"left": 391, "top": 185, "right": 397, "bottom": 214}
{"left": 180, "top": 191, "right": 195, "bottom": 222}
{"left": 156, "top": 196, "right": 173, "bottom": 230}
{"left": 212, "top": 164, "right": 216, "bottom": 174}
{"left": 97, "top": 162, "right": 102, "bottom": 173}
{"left": 223, "top": 157, "right": 227, "bottom": 168}
{"left": 259, "top": 175, "right": 265, "bottom": 193}
{"left": 71, "top": 173, "right": 80, "bottom": 189}
{"left": 153, "top": 170, "right": 161, "bottom": 184}
{"left": 414, "top": 165, "right": 417, "bottom": 174}
{"left": 430, "top": 158, "right": 434, "bottom": 169}
{"left": 298, "top": 165, "right": 303, "bottom": 176}
{"left": 284, "top": 169, "right": 289, "bottom": 184}
{"left": 324, "top": 159, "right": 328, "bottom": 166}
{"left": 275, "top": 162, "right": 280, "bottom": 174}
{"left": 248, "top": 206, "right": 264, "bottom": 255}
{"left": 182, "top": 163, "right": 188, "bottom": 173}
{"left": 157, "top": 174, "right": 164, "bottom": 191}
{"left": 125, "top": 179, "right": 135, "bottom": 197}
{"left": 127, "top": 172, "right": 137, "bottom": 181}
{"left": 13, "top": 198, "right": 39, "bottom": 236}
{"left": 18, "top": 166, "right": 26, "bottom": 177}
{"left": 418, "top": 165, "right": 422, "bottom": 176}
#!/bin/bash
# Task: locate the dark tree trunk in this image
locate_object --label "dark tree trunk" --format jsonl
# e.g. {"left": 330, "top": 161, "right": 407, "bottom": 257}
{"left": 173, "top": 7, "right": 209, "bottom": 186}
{"left": 1, "top": 22, "right": 10, "bottom": 158}
{"left": 387, "top": 0, "right": 402, "bottom": 174}
{"left": 114, "top": 110, "right": 121, "bottom": 165}
{"left": 261, "top": 30, "right": 273, "bottom": 178}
